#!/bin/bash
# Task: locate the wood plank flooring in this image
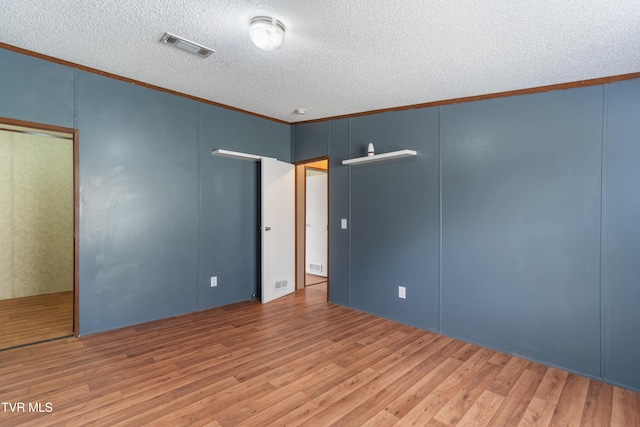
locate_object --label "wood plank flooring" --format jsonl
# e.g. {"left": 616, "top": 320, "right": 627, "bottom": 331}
{"left": 0, "top": 291, "right": 73, "bottom": 350}
{"left": 0, "top": 284, "right": 639, "bottom": 426}
{"left": 305, "top": 273, "right": 327, "bottom": 286}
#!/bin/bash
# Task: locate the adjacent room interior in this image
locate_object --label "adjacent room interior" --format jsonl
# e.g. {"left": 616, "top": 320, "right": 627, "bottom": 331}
{"left": 295, "top": 158, "right": 329, "bottom": 290}
{"left": 0, "top": 124, "right": 74, "bottom": 350}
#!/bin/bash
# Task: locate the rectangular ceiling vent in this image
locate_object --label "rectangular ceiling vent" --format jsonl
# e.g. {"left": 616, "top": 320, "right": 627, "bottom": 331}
{"left": 160, "top": 32, "right": 214, "bottom": 58}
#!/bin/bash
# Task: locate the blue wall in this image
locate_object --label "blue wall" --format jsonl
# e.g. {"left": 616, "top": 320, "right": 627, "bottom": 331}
{"left": 0, "top": 49, "right": 74, "bottom": 127}
{"left": 328, "top": 119, "right": 350, "bottom": 306}
{"left": 293, "top": 122, "right": 329, "bottom": 162}
{"left": 0, "top": 47, "right": 291, "bottom": 335}
{"left": 294, "top": 81, "right": 640, "bottom": 391}
{"left": 441, "top": 88, "right": 602, "bottom": 377}
{"left": 350, "top": 109, "right": 440, "bottom": 330}
{"left": 602, "top": 79, "right": 640, "bottom": 390}
{"left": 3, "top": 44, "right": 640, "bottom": 392}
{"left": 198, "top": 105, "right": 290, "bottom": 310}
{"left": 76, "top": 72, "right": 199, "bottom": 333}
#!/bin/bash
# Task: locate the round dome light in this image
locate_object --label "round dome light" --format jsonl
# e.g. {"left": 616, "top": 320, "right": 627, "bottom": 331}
{"left": 249, "top": 16, "right": 286, "bottom": 51}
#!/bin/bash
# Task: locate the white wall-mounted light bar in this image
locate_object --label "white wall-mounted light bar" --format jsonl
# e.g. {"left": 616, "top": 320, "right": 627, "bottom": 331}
{"left": 212, "top": 149, "right": 275, "bottom": 161}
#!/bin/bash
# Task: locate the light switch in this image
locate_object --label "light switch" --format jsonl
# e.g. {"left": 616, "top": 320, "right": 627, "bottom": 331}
{"left": 341, "top": 218, "right": 348, "bottom": 229}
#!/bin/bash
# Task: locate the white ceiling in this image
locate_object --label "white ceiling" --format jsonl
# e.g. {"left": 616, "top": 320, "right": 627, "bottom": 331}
{"left": 3, "top": 1, "right": 640, "bottom": 123}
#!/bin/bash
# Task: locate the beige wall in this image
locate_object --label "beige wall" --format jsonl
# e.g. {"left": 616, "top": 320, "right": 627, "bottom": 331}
{"left": 0, "top": 135, "right": 11, "bottom": 300}
{"left": 0, "top": 129, "right": 73, "bottom": 300}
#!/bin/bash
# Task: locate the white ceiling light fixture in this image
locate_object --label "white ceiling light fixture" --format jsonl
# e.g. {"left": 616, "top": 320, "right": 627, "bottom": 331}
{"left": 160, "top": 32, "right": 214, "bottom": 58}
{"left": 249, "top": 16, "right": 286, "bottom": 51}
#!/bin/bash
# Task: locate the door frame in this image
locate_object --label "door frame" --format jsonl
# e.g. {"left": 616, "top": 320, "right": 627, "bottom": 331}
{"left": 294, "top": 156, "right": 330, "bottom": 301}
{"left": 0, "top": 116, "right": 79, "bottom": 336}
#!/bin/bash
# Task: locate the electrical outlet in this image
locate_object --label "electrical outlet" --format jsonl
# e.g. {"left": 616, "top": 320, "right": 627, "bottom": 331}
{"left": 211, "top": 276, "right": 217, "bottom": 287}
{"left": 398, "top": 286, "right": 406, "bottom": 299}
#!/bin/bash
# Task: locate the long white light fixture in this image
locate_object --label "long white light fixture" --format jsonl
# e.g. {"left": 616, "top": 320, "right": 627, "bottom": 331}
{"left": 249, "top": 16, "right": 286, "bottom": 51}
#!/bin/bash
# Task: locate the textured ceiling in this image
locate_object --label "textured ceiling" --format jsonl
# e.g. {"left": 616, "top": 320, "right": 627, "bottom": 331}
{"left": 3, "top": 0, "right": 640, "bottom": 123}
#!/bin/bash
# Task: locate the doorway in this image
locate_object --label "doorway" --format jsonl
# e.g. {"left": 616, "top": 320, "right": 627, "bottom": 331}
{"left": 295, "top": 158, "right": 329, "bottom": 298}
{"left": 212, "top": 149, "right": 298, "bottom": 304}
{"left": 0, "top": 119, "right": 78, "bottom": 349}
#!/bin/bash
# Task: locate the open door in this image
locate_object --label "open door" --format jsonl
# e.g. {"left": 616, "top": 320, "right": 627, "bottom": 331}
{"left": 261, "top": 157, "right": 295, "bottom": 303}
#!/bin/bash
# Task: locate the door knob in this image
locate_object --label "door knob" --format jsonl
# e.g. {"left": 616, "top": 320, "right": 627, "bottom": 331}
{"left": 265, "top": 227, "right": 271, "bottom": 231}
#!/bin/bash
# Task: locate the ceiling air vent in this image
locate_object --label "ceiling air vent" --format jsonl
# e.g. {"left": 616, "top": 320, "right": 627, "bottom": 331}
{"left": 160, "top": 32, "right": 214, "bottom": 58}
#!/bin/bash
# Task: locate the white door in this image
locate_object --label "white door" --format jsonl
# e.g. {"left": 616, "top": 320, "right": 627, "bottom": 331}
{"left": 261, "top": 157, "right": 295, "bottom": 303}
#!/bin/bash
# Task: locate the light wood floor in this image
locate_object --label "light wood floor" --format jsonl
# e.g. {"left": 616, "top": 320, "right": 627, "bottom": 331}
{"left": 0, "top": 283, "right": 638, "bottom": 426}
{"left": 305, "top": 273, "right": 327, "bottom": 286}
{"left": 0, "top": 291, "right": 73, "bottom": 350}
